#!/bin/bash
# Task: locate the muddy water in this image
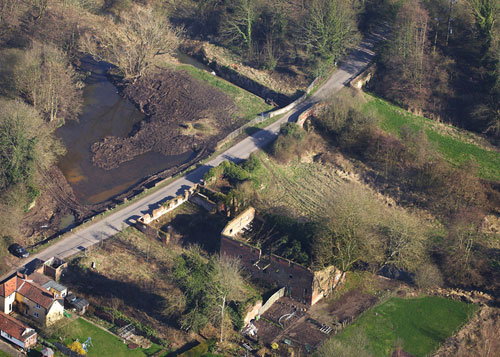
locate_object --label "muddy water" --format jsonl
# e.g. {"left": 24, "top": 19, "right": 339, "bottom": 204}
{"left": 176, "top": 51, "right": 213, "bottom": 72}
{"left": 56, "top": 57, "right": 194, "bottom": 205}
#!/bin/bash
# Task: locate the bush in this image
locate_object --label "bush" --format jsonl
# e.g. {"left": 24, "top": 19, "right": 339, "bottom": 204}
{"left": 271, "top": 123, "right": 306, "bottom": 163}
{"left": 242, "top": 153, "right": 261, "bottom": 173}
{"left": 414, "top": 263, "right": 443, "bottom": 289}
{"left": 222, "top": 161, "right": 249, "bottom": 183}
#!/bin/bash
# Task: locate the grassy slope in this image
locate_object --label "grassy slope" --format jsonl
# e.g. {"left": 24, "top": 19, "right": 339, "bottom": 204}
{"left": 364, "top": 95, "right": 500, "bottom": 181}
{"left": 177, "top": 64, "right": 273, "bottom": 121}
{"left": 334, "top": 296, "right": 477, "bottom": 357}
{"left": 249, "top": 152, "right": 344, "bottom": 219}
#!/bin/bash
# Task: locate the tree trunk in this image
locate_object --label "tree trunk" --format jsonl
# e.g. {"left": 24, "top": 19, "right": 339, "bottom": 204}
{"left": 220, "top": 295, "right": 226, "bottom": 344}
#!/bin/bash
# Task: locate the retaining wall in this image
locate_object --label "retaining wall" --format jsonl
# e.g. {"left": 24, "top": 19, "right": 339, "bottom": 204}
{"left": 215, "top": 77, "right": 319, "bottom": 149}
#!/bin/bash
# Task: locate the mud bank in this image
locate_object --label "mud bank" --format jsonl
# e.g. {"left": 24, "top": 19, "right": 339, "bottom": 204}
{"left": 91, "top": 68, "right": 238, "bottom": 170}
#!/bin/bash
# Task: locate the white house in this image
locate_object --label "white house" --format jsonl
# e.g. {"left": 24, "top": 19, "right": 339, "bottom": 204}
{"left": 0, "top": 311, "right": 37, "bottom": 349}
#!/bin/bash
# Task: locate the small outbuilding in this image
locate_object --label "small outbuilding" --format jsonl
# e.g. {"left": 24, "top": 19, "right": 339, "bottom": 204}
{"left": 41, "top": 347, "right": 54, "bottom": 356}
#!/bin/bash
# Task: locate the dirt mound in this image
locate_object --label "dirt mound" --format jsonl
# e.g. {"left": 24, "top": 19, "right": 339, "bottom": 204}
{"left": 91, "top": 69, "right": 238, "bottom": 170}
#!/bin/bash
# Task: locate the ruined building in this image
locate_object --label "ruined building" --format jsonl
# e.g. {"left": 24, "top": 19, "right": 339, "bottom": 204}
{"left": 220, "top": 207, "right": 343, "bottom": 305}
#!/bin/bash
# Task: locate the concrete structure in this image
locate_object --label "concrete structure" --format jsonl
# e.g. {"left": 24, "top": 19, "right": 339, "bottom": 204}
{"left": 221, "top": 208, "right": 343, "bottom": 306}
{"left": 0, "top": 274, "right": 64, "bottom": 326}
{"left": 0, "top": 311, "right": 37, "bottom": 350}
{"left": 39, "top": 257, "right": 67, "bottom": 282}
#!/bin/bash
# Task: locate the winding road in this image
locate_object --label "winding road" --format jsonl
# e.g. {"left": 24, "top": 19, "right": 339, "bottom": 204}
{"left": 4, "top": 30, "right": 385, "bottom": 278}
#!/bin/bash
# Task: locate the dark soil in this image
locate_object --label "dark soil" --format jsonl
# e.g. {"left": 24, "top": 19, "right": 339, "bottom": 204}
{"left": 91, "top": 69, "right": 238, "bottom": 170}
{"left": 326, "top": 289, "right": 379, "bottom": 323}
{"left": 20, "top": 166, "right": 96, "bottom": 241}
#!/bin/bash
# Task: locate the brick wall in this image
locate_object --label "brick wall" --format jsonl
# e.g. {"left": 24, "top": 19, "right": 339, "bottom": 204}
{"left": 221, "top": 236, "right": 317, "bottom": 304}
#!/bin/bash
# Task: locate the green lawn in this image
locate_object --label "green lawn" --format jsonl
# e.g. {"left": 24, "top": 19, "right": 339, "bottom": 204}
{"left": 178, "top": 64, "right": 272, "bottom": 120}
{"left": 51, "top": 318, "right": 166, "bottom": 357}
{"left": 0, "top": 351, "right": 11, "bottom": 357}
{"left": 332, "top": 296, "right": 477, "bottom": 357}
{"left": 365, "top": 95, "right": 500, "bottom": 181}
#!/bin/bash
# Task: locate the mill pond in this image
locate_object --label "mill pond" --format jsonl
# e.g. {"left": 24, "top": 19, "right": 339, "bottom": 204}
{"left": 56, "top": 57, "right": 195, "bottom": 205}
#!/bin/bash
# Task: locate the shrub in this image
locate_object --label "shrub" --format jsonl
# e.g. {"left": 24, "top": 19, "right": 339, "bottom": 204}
{"left": 271, "top": 123, "right": 306, "bottom": 163}
{"left": 222, "top": 161, "right": 249, "bottom": 183}
{"left": 68, "top": 341, "right": 86, "bottom": 355}
{"left": 242, "top": 153, "right": 261, "bottom": 173}
{"left": 414, "top": 263, "right": 443, "bottom": 289}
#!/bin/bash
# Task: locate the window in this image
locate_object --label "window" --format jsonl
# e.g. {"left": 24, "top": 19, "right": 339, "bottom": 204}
{"left": 33, "top": 312, "right": 39, "bottom": 318}
{"left": 8, "top": 303, "right": 11, "bottom": 312}
{"left": 35, "top": 303, "right": 41, "bottom": 309}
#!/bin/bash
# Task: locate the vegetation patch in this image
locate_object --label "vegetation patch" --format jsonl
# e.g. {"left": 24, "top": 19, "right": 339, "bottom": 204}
{"left": 325, "top": 296, "right": 478, "bottom": 357}
{"left": 365, "top": 95, "right": 500, "bottom": 181}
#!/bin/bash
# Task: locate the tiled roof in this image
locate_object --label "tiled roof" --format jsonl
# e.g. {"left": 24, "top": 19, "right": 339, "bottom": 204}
{"left": 0, "top": 274, "right": 22, "bottom": 297}
{"left": 28, "top": 272, "right": 51, "bottom": 287}
{"left": 0, "top": 311, "right": 36, "bottom": 342}
{"left": 17, "top": 281, "right": 55, "bottom": 310}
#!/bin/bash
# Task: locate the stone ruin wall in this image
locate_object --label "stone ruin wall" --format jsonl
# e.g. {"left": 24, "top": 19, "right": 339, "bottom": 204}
{"left": 220, "top": 207, "right": 343, "bottom": 306}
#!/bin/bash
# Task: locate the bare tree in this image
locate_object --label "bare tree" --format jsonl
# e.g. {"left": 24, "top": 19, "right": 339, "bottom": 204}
{"left": 81, "top": 5, "right": 183, "bottom": 80}
{"left": 300, "top": 0, "right": 360, "bottom": 63}
{"left": 313, "top": 184, "right": 383, "bottom": 277}
{"left": 379, "top": 209, "right": 427, "bottom": 272}
{"left": 211, "top": 254, "right": 246, "bottom": 343}
{"left": 381, "top": 0, "right": 431, "bottom": 111}
{"left": 219, "top": 0, "right": 258, "bottom": 52}
{"left": 15, "top": 42, "right": 82, "bottom": 125}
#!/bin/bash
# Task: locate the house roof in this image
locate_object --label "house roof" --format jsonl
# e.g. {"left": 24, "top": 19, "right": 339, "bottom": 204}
{"left": 0, "top": 274, "right": 23, "bottom": 298}
{"left": 0, "top": 311, "right": 36, "bottom": 342}
{"left": 27, "top": 272, "right": 52, "bottom": 287}
{"left": 17, "top": 280, "right": 55, "bottom": 310}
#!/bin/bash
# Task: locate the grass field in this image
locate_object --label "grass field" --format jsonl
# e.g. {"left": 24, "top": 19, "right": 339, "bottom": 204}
{"left": 250, "top": 152, "right": 345, "bottom": 219}
{"left": 49, "top": 318, "right": 165, "bottom": 357}
{"left": 330, "top": 296, "right": 478, "bottom": 357}
{"left": 364, "top": 95, "right": 500, "bottom": 181}
{"left": 177, "top": 64, "right": 272, "bottom": 121}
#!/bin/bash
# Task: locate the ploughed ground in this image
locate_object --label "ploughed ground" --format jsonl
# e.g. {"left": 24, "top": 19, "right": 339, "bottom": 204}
{"left": 91, "top": 68, "right": 238, "bottom": 170}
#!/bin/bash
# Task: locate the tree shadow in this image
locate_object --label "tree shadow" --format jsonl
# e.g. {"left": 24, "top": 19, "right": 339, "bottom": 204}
{"left": 166, "top": 211, "right": 228, "bottom": 254}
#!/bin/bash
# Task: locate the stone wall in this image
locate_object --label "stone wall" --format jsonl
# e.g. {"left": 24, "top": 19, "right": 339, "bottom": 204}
{"left": 221, "top": 207, "right": 256, "bottom": 237}
{"left": 296, "top": 102, "right": 328, "bottom": 128}
{"left": 189, "top": 192, "right": 216, "bottom": 213}
{"left": 349, "top": 64, "right": 375, "bottom": 89}
{"left": 221, "top": 235, "right": 341, "bottom": 305}
{"left": 215, "top": 77, "right": 319, "bottom": 149}
{"left": 243, "top": 287, "right": 286, "bottom": 326}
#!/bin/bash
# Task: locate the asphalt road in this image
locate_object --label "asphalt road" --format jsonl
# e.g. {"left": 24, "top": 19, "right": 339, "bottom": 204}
{"left": 4, "top": 31, "right": 383, "bottom": 278}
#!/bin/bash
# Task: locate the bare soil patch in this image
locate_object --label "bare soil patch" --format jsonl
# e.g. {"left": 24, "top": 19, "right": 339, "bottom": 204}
{"left": 91, "top": 68, "right": 238, "bottom": 170}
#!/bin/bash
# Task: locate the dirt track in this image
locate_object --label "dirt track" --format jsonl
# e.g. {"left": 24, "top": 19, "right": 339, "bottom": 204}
{"left": 91, "top": 69, "right": 238, "bottom": 170}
